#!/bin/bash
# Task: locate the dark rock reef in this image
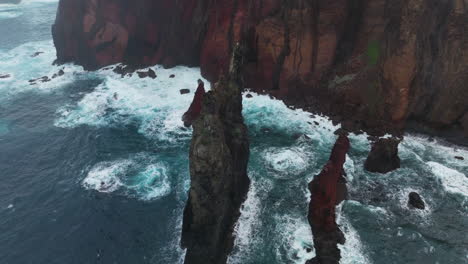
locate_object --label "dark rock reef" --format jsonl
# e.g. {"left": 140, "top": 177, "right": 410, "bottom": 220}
{"left": 307, "top": 134, "right": 350, "bottom": 264}
{"left": 408, "top": 192, "right": 425, "bottom": 210}
{"left": 52, "top": 0, "right": 468, "bottom": 138}
{"left": 364, "top": 137, "right": 401, "bottom": 174}
{"left": 181, "top": 44, "right": 250, "bottom": 264}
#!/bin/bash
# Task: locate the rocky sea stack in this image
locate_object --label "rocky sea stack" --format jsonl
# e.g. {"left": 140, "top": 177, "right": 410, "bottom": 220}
{"left": 181, "top": 44, "right": 250, "bottom": 264}
{"left": 365, "top": 137, "right": 401, "bottom": 174}
{"left": 307, "top": 134, "right": 350, "bottom": 264}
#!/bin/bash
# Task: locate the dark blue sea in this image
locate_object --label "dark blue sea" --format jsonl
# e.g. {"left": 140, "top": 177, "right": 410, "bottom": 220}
{"left": 0, "top": 1, "right": 467, "bottom": 264}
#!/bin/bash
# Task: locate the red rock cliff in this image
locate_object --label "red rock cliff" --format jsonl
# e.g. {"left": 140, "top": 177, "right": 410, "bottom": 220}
{"left": 307, "top": 134, "right": 350, "bottom": 264}
{"left": 52, "top": 0, "right": 468, "bottom": 136}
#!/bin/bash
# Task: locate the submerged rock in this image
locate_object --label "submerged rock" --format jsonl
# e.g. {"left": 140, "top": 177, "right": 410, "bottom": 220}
{"left": 180, "top": 89, "right": 190, "bottom": 95}
{"left": 136, "top": 69, "right": 157, "bottom": 79}
{"left": 408, "top": 192, "right": 425, "bottom": 210}
{"left": 364, "top": 137, "right": 401, "bottom": 174}
{"left": 181, "top": 44, "right": 250, "bottom": 264}
{"left": 169, "top": 74, "right": 175, "bottom": 78}
{"left": 29, "top": 76, "right": 51, "bottom": 85}
{"left": 307, "top": 134, "right": 350, "bottom": 264}
{"left": 113, "top": 65, "right": 134, "bottom": 77}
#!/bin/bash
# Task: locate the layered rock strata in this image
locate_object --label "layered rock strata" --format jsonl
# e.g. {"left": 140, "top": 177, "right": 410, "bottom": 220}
{"left": 52, "top": 0, "right": 468, "bottom": 137}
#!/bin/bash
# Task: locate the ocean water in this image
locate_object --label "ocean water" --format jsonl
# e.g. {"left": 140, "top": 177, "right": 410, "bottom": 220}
{"left": 0, "top": 1, "right": 467, "bottom": 264}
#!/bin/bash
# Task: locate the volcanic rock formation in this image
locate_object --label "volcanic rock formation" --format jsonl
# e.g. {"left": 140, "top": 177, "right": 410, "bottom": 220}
{"left": 181, "top": 44, "right": 250, "bottom": 264}
{"left": 408, "top": 192, "right": 425, "bottom": 210}
{"left": 364, "top": 137, "right": 401, "bottom": 174}
{"left": 307, "top": 134, "right": 350, "bottom": 264}
{"left": 52, "top": 0, "right": 468, "bottom": 137}
{"left": 182, "top": 79, "right": 206, "bottom": 127}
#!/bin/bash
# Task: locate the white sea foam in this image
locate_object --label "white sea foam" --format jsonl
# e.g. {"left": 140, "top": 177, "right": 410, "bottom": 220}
{"left": 404, "top": 134, "right": 468, "bottom": 169}
{"left": 83, "top": 159, "right": 131, "bottom": 193}
{"left": 337, "top": 203, "right": 371, "bottom": 264}
{"left": 127, "top": 163, "right": 171, "bottom": 200}
{"left": 262, "top": 147, "right": 312, "bottom": 177}
{"left": 55, "top": 66, "right": 207, "bottom": 142}
{"left": 344, "top": 154, "right": 356, "bottom": 183}
{"left": 390, "top": 187, "right": 433, "bottom": 223}
{"left": 427, "top": 161, "right": 468, "bottom": 197}
{"left": 0, "top": 40, "right": 83, "bottom": 100}
{"left": 229, "top": 173, "right": 275, "bottom": 263}
{"left": 242, "top": 92, "right": 339, "bottom": 146}
{"left": 272, "top": 214, "right": 315, "bottom": 264}
{"left": 83, "top": 154, "right": 171, "bottom": 200}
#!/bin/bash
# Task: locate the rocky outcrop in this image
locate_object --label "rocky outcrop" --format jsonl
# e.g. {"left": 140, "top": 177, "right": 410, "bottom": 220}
{"left": 52, "top": 0, "right": 468, "bottom": 137}
{"left": 181, "top": 44, "right": 250, "bottom": 264}
{"left": 182, "top": 80, "right": 206, "bottom": 127}
{"left": 364, "top": 137, "right": 401, "bottom": 174}
{"left": 408, "top": 192, "right": 425, "bottom": 210}
{"left": 307, "top": 134, "right": 350, "bottom": 264}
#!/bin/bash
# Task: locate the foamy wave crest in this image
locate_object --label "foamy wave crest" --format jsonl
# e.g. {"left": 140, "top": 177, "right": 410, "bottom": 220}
{"left": 403, "top": 135, "right": 468, "bottom": 170}
{"left": 0, "top": 40, "right": 83, "bottom": 100}
{"left": 427, "top": 161, "right": 468, "bottom": 197}
{"left": 83, "top": 160, "right": 130, "bottom": 193}
{"left": 242, "top": 92, "right": 339, "bottom": 145}
{"left": 228, "top": 182, "right": 262, "bottom": 264}
{"left": 262, "top": 147, "right": 312, "bottom": 177}
{"left": 337, "top": 203, "right": 371, "bottom": 264}
{"left": 55, "top": 66, "right": 207, "bottom": 142}
{"left": 83, "top": 153, "right": 171, "bottom": 201}
{"left": 0, "top": 3, "right": 22, "bottom": 19}
{"left": 273, "top": 214, "right": 315, "bottom": 264}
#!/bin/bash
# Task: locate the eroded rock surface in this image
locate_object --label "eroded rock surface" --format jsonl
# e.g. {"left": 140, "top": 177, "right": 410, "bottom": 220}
{"left": 181, "top": 44, "right": 250, "bottom": 264}
{"left": 364, "top": 137, "right": 401, "bottom": 174}
{"left": 307, "top": 134, "right": 350, "bottom": 264}
{"left": 52, "top": 0, "right": 468, "bottom": 137}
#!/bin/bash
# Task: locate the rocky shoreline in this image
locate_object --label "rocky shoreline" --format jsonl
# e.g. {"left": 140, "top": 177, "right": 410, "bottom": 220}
{"left": 52, "top": 0, "right": 468, "bottom": 140}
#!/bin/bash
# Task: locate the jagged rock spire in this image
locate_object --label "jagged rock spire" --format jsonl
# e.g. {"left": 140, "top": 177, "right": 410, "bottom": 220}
{"left": 181, "top": 43, "right": 250, "bottom": 264}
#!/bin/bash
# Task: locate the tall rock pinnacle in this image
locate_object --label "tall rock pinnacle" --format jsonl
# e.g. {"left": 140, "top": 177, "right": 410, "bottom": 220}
{"left": 181, "top": 43, "right": 250, "bottom": 264}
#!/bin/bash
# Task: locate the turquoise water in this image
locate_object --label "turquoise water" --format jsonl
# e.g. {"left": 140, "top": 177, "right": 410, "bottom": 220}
{"left": 0, "top": 1, "right": 467, "bottom": 263}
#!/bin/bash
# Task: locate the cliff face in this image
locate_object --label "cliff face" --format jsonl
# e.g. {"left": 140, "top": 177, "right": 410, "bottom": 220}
{"left": 52, "top": 0, "right": 206, "bottom": 69}
{"left": 52, "top": 0, "right": 468, "bottom": 135}
{"left": 181, "top": 45, "right": 250, "bottom": 264}
{"left": 307, "top": 134, "right": 350, "bottom": 264}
